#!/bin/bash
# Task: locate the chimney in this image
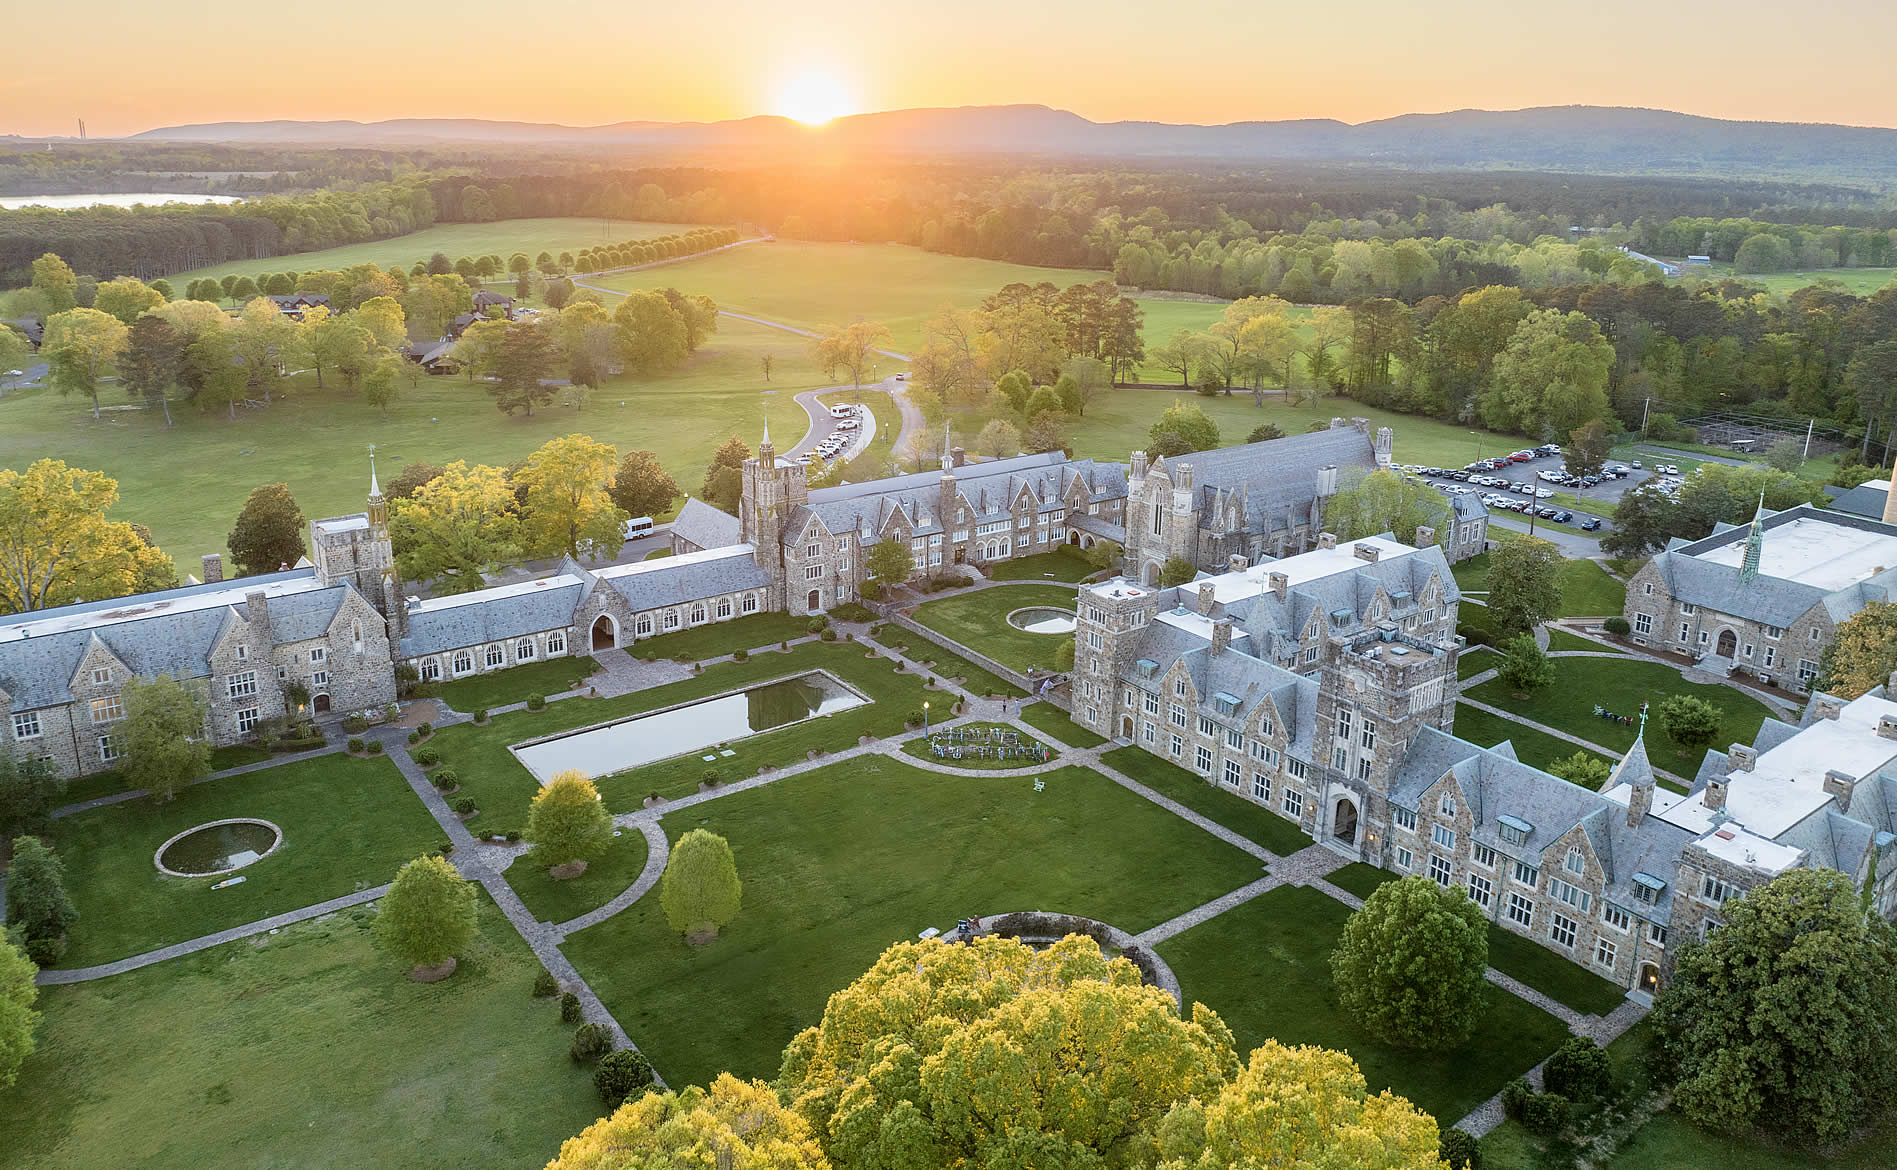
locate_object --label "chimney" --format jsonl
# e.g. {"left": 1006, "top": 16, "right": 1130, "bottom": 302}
{"left": 1728, "top": 743, "right": 1757, "bottom": 771}
{"left": 1196, "top": 582, "right": 1216, "bottom": 615}
{"left": 201, "top": 553, "right": 224, "bottom": 583}
{"left": 1352, "top": 541, "right": 1380, "bottom": 564}
{"left": 245, "top": 589, "right": 272, "bottom": 649}
{"left": 1823, "top": 769, "right": 1857, "bottom": 812}
{"left": 1228, "top": 554, "right": 1248, "bottom": 573}
{"left": 1627, "top": 782, "right": 1652, "bottom": 828}
{"left": 1414, "top": 525, "right": 1436, "bottom": 548}
{"left": 1268, "top": 571, "right": 1289, "bottom": 599}
{"left": 1815, "top": 696, "right": 1843, "bottom": 721}
{"left": 1352, "top": 417, "right": 1371, "bottom": 436}
{"left": 951, "top": 446, "right": 966, "bottom": 468}
{"left": 1702, "top": 776, "right": 1727, "bottom": 812}
{"left": 1318, "top": 532, "right": 1337, "bottom": 550}
{"left": 1878, "top": 715, "right": 1897, "bottom": 741}
{"left": 1211, "top": 618, "right": 1233, "bottom": 656}
{"left": 1314, "top": 464, "right": 1338, "bottom": 498}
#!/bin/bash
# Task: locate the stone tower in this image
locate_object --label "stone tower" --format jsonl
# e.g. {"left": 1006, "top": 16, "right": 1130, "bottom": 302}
{"left": 1073, "top": 576, "right": 1163, "bottom": 738}
{"left": 1122, "top": 452, "right": 1199, "bottom": 585}
{"left": 738, "top": 423, "right": 805, "bottom": 610}
{"left": 310, "top": 449, "right": 405, "bottom": 639}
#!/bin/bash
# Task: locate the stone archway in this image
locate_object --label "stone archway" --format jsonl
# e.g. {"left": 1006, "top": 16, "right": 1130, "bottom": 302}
{"left": 1068, "top": 530, "right": 1081, "bottom": 545}
{"left": 312, "top": 693, "right": 330, "bottom": 714}
{"left": 1331, "top": 796, "right": 1359, "bottom": 845}
{"left": 1638, "top": 962, "right": 1661, "bottom": 994}
{"left": 1716, "top": 628, "right": 1737, "bottom": 657}
{"left": 808, "top": 588, "right": 822, "bottom": 611}
{"left": 591, "top": 615, "right": 616, "bottom": 651}
{"left": 1119, "top": 714, "right": 1134, "bottom": 738}
{"left": 1142, "top": 561, "right": 1160, "bottom": 587}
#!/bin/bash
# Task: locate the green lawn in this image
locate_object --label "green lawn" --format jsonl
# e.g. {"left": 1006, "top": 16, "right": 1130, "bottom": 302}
{"left": 160, "top": 216, "right": 702, "bottom": 288}
{"left": 1453, "top": 553, "right": 1625, "bottom": 619}
{"left": 432, "top": 655, "right": 602, "bottom": 713}
{"left": 1451, "top": 703, "right": 1621, "bottom": 781}
{"left": 1458, "top": 646, "right": 1499, "bottom": 680}
{"left": 1669, "top": 260, "right": 1896, "bottom": 298}
{"left": 988, "top": 549, "right": 1101, "bottom": 582}
{"left": 1464, "top": 657, "right": 1772, "bottom": 761}
{"left": 901, "top": 722, "right": 1056, "bottom": 770}
{"left": 562, "top": 754, "right": 1265, "bottom": 1086}
{"left": 0, "top": 897, "right": 600, "bottom": 1170}
{"left": 47, "top": 754, "right": 441, "bottom": 967}
{"left": 505, "top": 824, "right": 650, "bottom": 925}
{"left": 1016, "top": 700, "right": 1109, "bottom": 747}
{"left": 1100, "top": 745, "right": 1311, "bottom": 856}
{"left": 630, "top": 611, "right": 813, "bottom": 662}
{"left": 427, "top": 641, "right": 935, "bottom": 828}
{"left": 1548, "top": 627, "right": 1623, "bottom": 654}
{"left": 911, "top": 583, "right": 1078, "bottom": 675}
{"left": 1159, "top": 885, "right": 1569, "bottom": 1123}
{"left": 869, "top": 622, "right": 1025, "bottom": 697}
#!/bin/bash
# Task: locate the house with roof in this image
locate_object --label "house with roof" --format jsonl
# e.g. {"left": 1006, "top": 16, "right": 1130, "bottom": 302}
{"left": 1624, "top": 501, "right": 1897, "bottom": 689}
{"left": 265, "top": 293, "right": 330, "bottom": 320}
{"left": 670, "top": 496, "right": 742, "bottom": 555}
{"left": 2, "top": 317, "right": 42, "bottom": 350}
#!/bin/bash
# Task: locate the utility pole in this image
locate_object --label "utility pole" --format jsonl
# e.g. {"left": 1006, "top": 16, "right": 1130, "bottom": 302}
{"left": 1640, "top": 394, "right": 1652, "bottom": 437}
{"left": 1803, "top": 418, "right": 1814, "bottom": 459}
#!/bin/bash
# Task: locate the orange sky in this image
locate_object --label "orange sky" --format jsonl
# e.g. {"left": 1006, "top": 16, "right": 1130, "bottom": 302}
{"left": 7, "top": 1, "right": 1897, "bottom": 138}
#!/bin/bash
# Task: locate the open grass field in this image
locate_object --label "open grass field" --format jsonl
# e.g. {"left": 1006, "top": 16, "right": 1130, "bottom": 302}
{"left": 911, "top": 583, "right": 1078, "bottom": 675}
{"left": 160, "top": 217, "right": 700, "bottom": 289}
{"left": 1462, "top": 656, "right": 1774, "bottom": 762}
{"left": 505, "top": 824, "right": 651, "bottom": 925}
{"left": 48, "top": 753, "right": 441, "bottom": 967}
{"left": 0, "top": 898, "right": 601, "bottom": 1170}
{"left": 0, "top": 315, "right": 821, "bottom": 561}
{"left": 1451, "top": 551, "right": 1626, "bottom": 618}
{"left": 1157, "top": 884, "right": 1569, "bottom": 1123}
{"left": 1100, "top": 745, "right": 1311, "bottom": 855}
{"left": 989, "top": 549, "right": 1101, "bottom": 582}
{"left": 562, "top": 753, "right": 1265, "bottom": 1086}
{"left": 431, "top": 655, "right": 601, "bottom": 713}
{"left": 1548, "top": 627, "right": 1624, "bottom": 653}
{"left": 1669, "top": 259, "right": 1896, "bottom": 297}
{"left": 1126, "top": 298, "right": 1318, "bottom": 384}
{"left": 1016, "top": 699, "right": 1109, "bottom": 747}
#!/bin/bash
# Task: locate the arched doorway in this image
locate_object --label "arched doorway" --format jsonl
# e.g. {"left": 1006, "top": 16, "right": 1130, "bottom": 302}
{"left": 807, "top": 589, "right": 821, "bottom": 611}
{"left": 1068, "top": 530, "right": 1081, "bottom": 545}
{"left": 1081, "top": 535, "right": 1095, "bottom": 550}
{"left": 312, "top": 693, "right": 330, "bottom": 714}
{"left": 1638, "top": 963, "right": 1661, "bottom": 994}
{"left": 1119, "top": 715, "right": 1134, "bottom": 738}
{"left": 953, "top": 547, "right": 965, "bottom": 565}
{"left": 1332, "top": 797, "right": 1359, "bottom": 844}
{"left": 1142, "top": 561, "right": 1160, "bottom": 587}
{"left": 591, "top": 615, "right": 616, "bottom": 651}
{"left": 1716, "top": 628, "right": 1737, "bottom": 657}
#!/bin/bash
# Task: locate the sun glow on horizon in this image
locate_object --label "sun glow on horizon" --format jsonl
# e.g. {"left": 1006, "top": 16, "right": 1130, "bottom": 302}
{"left": 773, "top": 70, "right": 858, "bottom": 125}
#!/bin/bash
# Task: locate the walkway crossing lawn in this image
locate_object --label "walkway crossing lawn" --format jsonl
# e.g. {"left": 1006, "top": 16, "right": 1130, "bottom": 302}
{"left": 988, "top": 550, "right": 1101, "bottom": 583}
{"left": 47, "top": 754, "right": 441, "bottom": 968}
{"left": 1101, "top": 746, "right": 1311, "bottom": 856}
{"left": 1462, "top": 657, "right": 1773, "bottom": 761}
{"left": 1458, "top": 646, "right": 1500, "bottom": 680}
{"left": 504, "top": 826, "right": 651, "bottom": 925}
{"left": 1017, "top": 700, "right": 1109, "bottom": 747}
{"left": 629, "top": 611, "right": 813, "bottom": 662}
{"left": 911, "top": 584, "right": 1080, "bottom": 675}
{"left": 1547, "top": 628, "right": 1624, "bottom": 654}
{"left": 1451, "top": 703, "right": 1620, "bottom": 782}
{"left": 870, "top": 623, "right": 1025, "bottom": 698}
{"left": 901, "top": 722, "right": 1057, "bottom": 769}
{"left": 432, "top": 655, "right": 602, "bottom": 713}
{"left": 427, "top": 642, "right": 933, "bottom": 828}
{"left": 563, "top": 755, "right": 1264, "bottom": 1087}
{"left": 0, "top": 899, "right": 600, "bottom": 1170}
{"left": 1324, "top": 864, "right": 1626, "bottom": 1017}
{"left": 1158, "top": 884, "right": 1569, "bottom": 1123}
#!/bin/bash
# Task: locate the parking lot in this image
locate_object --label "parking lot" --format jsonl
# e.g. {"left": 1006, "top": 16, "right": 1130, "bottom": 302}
{"left": 1400, "top": 445, "right": 1685, "bottom": 537}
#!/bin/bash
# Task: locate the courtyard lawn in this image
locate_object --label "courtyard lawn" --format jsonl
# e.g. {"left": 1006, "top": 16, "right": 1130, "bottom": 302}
{"left": 1452, "top": 552, "right": 1625, "bottom": 619}
{"left": 1158, "top": 884, "right": 1569, "bottom": 1123}
{"left": 505, "top": 824, "right": 651, "bottom": 925}
{"left": 911, "top": 584, "right": 1080, "bottom": 675}
{"left": 562, "top": 755, "right": 1266, "bottom": 1086}
{"left": 207, "top": 743, "right": 275, "bottom": 770}
{"left": 1458, "top": 646, "right": 1499, "bottom": 680}
{"left": 160, "top": 216, "right": 702, "bottom": 288}
{"left": 1463, "top": 657, "right": 1773, "bottom": 762}
{"left": 1323, "top": 864, "right": 1637, "bottom": 1019}
{"left": 48, "top": 753, "right": 441, "bottom": 967}
{"left": 427, "top": 641, "right": 935, "bottom": 828}
{"left": 870, "top": 622, "right": 1025, "bottom": 698}
{"left": 1100, "top": 745, "right": 1311, "bottom": 856}
{"left": 0, "top": 897, "right": 600, "bottom": 1170}
{"left": 630, "top": 611, "right": 812, "bottom": 662}
{"left": 988, "top": 549, "right": 1102, "bottom": 582}
{"left": 902, "top": 722, "right": 1057, "bottom": 770}
{"left": 432, "top": 654, "right": 602, "bottom": 713}
{"left": 0, "top": 315, "right": 822, "bottom": 562}
{"left": 1017, "top": 700, "right": 1110, "bottom": 747}
{"left": 1451, "top": 703, "right": 1623, "bottom": 784}
{"left": 1547, "top": 627, "right": 1623, "bottom": 654}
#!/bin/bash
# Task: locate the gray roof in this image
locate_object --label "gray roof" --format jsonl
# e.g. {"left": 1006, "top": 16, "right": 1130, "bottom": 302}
{"left": 1824, "top": 482, "right": 1889, "bottom": 519}
{"left": 1227, "top": 543, "right": 1460, "bottom": 662}
{"left": 1450, "top": 492, "right": 1489, "bottom": 521}
{"left": 670, "top": 496, "right": 741, "bottom": 550}
{"left": 600, "top": 549, "right": 771, "bottom": 611}
{"left": 399, "top": 580, "right": 583, "bottom": 659}
{"left": 1650, "top": 504, "right": 1897, "bottom": 627}
{"left": 1168, "top": 427, "right": 1377, "bottom": 538}
{"left": 788, "top": 453, "right": 1127, "bottom": 545}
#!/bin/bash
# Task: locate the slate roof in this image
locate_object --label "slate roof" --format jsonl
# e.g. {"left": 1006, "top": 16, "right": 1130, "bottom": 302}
{"left": 1228, "top": 543, "right": 1459, "bottom": 662}
{"left": 1824, "top": 481, "right": 1889, "bottom": 519}
{"left": 787, "top": 453, "right": 1127, "bottom": 545}
{"left": 2, "top": 318, "right": 41, "bottom": 347}
{"left": 595, "top": 546, "right": 772, "bottom": 611}
{"left": 670, "top": 496, "right": 741, "bottom": 550}
{"left": 1167, "top": 427, "right": 1377, "bottom": 538}
{"left": 399, "top": 576, "right": 584, "bottom": 659}
{"left": 1649, "top": 504, "right": 1897, "bottom": 627}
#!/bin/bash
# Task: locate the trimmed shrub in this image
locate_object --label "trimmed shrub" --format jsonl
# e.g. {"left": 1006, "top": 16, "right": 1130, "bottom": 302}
{"left": 819, "top": 628, "right": 837, "bottom": 642}
{"left": 418, "top": 721, "right": 433, "bottom": 737}
{"left": 473, "top": 708, "right": 488, "bottom": 723}
{"left": 532, "top": 969, "right": 560, "bottom": 998}
{"left": 1500, "top": 1078, "right": 1534, "bottom": 1120}
{"left": 569, "top": 1022, "right": 612, "bottom": 1063}
{"left": 1521, "top": 1091, "right": 1570, "bottom": 1135}
{"left": 594, "top": 1048, "right": 655, "bottom": 1107}
{"left": 365, "top": 740, "right": 384, "bottom": 755}
{"left": 1458, "top": 623, "right": 1491, "bottom": 647}
{"left": 702, "top": 769, "right": 720, "bottom": 786}
{"left": 1543, "top": 1036, "right": 1612, "bottom": 1103}
{"left": 25, "top": 935, "right": 66, "bottom": 967}
{"left": 414, "top": 746, "right": 440, "bottom": 767}
{"left": 1603, "top": 616, "right": 1631, "bottom": 635}
{"left": 905, "top": 710, "right": 923, "bottom": 727}
{"left": 432, "top": 768, "right": 459, "bottom": 789}
{"left": 733, "top": 648, "right": 749, "bottom": 662}
{"left": 559, "top": 991, "right": 582, "bottom": 1024}
{"left": 453, "top": 797, "right": 476, "bottom": 815}
{"left": 806, "top": 616, "right": 829, "bottom": 633}
{"left": 347, "top": 737, "right": 365, "bottom": 753}
{"left": 831, "top": 602, "right": 876, "bottom": 622}
{"left": 342, "top": 714, "right": 370, "bottom": 733}
{"left": 526, "top": 693, "right": 546, "bottom": 711}
{"left": 407, "top": 731, "right": 419, "bottom": 745}
{"left": 1439, "top": 1127, "right": 1480, "bottom": 1170}
{"left": 504, "top": 830, "right": 521, "bottom": 843}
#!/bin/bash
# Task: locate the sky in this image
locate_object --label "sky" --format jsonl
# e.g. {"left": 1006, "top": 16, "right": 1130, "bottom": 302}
{"left": 8, "top": 0, "right": 1897, "bottom": 138}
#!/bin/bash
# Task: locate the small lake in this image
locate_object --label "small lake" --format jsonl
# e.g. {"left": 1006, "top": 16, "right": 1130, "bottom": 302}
{"left": 512, "top": 671, "right": 869, "bottom": 781}
{"left": 0, "top": 193, "right": 243, "bottom": 210}
{"left": 1008, "top": 607, "right": 1076, "bottom": 634}
{"left": 157, "top": 819, "right": 281, "bottom": 876}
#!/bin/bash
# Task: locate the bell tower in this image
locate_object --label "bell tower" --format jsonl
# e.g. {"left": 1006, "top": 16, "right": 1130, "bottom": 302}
{"left": 309, "top": 447, "right": 405, "bottom": 638}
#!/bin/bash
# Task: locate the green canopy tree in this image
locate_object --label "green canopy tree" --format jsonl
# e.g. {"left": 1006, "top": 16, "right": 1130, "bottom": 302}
{"left": 1655, "top": 693, "right": 1722, "bottom": 757}
{"left": 1817, "top": 599, "right": 1897, "bottom": 699}
{"left": 43, "top": 307, "right": 129, "bottom": 420}
{"left": 0, "top": 751, "right": 64, "bottom": 841}
{"left": 1321, "top": 469, "right": 1453, "bottom": 547}
{"left": 118, "top": 315, "right": 184, "bottom": 427}
{"left": 1485, "top": 536, "right": 1562, "bottom": 638}
{"left": 607, "top": 450, "right": 678, "bottom": 520}
{"left": 227, "top": 482, "right": 307, "bottom": 577}
{"left": 390, "top": 461, "right": 523, "bottom": 594}
{"left": 1146, "top": 402, "right": 1220, "bottom": 456}
{"left": 0, "top": 937, "right": 39, "bottom": 1089}
{"left": 1160, "top": 556, "right": 1197, "bottom": 587}
{"left": 373, "top": 854, "right": 478, "bottom": 980}
{"left": 118, "top": 674, "right": 212, "bottom": 800}
{"left": 549, "top": 1074, "right": 825, "bottom": 1169}
{"left": 1497, "top": 632, "right": 1554, "bottom": 696}
{"left": 0, "top": 459, "right": 177, "bottom": 613}
{"left": 1547, "top": 749, "right": 1612, "bottom": 790}
{"left": 30, "top": 252, "right": 77, "bottom": 314}
{"left": 660, "top": 828, "right": 742, "bottom": 940}
{"left": 527, "top": 771, "right": 613, "bottom": 878}
{"left": 515, "top": 435, "right": 626, "bottom": 561}
{"left": 1329, "top": 875, "right": 1489, "bottom": 1050}
{"left": 865, "top": 538, "right": 914, "bottom": 594}
{"left": 6, "top": 835, "right": 78, "bottom": 966}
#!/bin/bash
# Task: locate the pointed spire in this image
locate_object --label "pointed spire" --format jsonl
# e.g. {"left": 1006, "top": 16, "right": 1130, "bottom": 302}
{"left": 1603, "top": 703, "right": 1655, "bottom": 795}
{"left": 761, "top": 418, "right": 772, "bottom": 450}
{"left": 1739, "top": 490, "right": 1767, "bottom": 583}
{"left": 367, "top": 443, "right": 382, "bottom": 499}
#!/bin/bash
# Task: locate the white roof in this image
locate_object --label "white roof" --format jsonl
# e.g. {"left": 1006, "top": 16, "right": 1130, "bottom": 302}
{"left": 1695, "top": 515, "right": 1897, "bottom": 590}
{"left": 313, "top": 515, "right": 370, "bottom": 534}
{"left": 0, "top": 572, "right": 330, "bottom": 645}
{"left": 1154, "top": 608, "right": 1254, "bottom": 644}
{"left": 406, "top": 573, "right": 584, "bottom": 615}
{"left": 1200, "top": 536, "right": 1420, "bottom": 606}
{"left": 594, "top": 543, "right": 759, "bottom": 582}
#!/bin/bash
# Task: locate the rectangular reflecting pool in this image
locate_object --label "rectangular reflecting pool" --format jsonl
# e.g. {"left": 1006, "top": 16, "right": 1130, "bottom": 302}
{"left": 511, "top": 671, "right": 870, "bottom": 782}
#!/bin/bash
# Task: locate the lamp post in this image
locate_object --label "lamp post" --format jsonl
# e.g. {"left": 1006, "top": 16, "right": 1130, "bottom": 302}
{"left": 923, "top": 700, "right": 930, "bottom": 737}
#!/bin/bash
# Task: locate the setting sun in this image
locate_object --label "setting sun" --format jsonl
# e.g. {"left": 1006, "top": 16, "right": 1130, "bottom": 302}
{"left": 773, "top": 70, "right": 856, "bottom": 125}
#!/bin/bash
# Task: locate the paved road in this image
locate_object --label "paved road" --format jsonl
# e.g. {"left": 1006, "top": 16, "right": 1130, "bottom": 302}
{"left": 1484, "top": 513, "right": 1604, "bottom": 557}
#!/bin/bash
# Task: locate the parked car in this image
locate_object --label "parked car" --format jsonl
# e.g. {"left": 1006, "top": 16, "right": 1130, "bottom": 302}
{"left": 1630, "top": 460, "right": 1644, "bottom": 469}
{"left": 1580, "top": 516, "right": 1602, "bottom": 531}
{"left": 1554, "top": 510, "right": 1574, "bottom": 523}
{"left": 1535, "top": 488, "right": 1554, "bottom": 498}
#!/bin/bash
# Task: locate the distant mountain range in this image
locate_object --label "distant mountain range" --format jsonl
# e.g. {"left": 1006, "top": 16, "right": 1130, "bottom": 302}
{"left": 113, "top": 105, "right": 1897, "bottom": 177}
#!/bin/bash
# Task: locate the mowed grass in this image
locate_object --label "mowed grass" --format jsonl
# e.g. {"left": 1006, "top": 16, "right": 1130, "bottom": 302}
{"left": 161, "top": 216, "right": 701, "bottom": 288}
{"left": 0, "top": 315, "right": 819, "bottom": 560}
{"left": 1463, "top": 657, "right": 1773, "bottom": 761}
{"left": 1453, "top": 551, "right": 1625, "bottom": 618}
{"left": 0, "top": 898, "right": 601, "bottom": 1170}
{"left": 629, "top": 611, "right": 813, "bottom": 662}
{"left": 506, "top": 823, "right": 651, "bottom": 925}
{"left": 870, "top": 622, "right": 1025, "bottom": 698}
{"left": 48, "top": 753, "right": 441, "bottom": 967}
{"left": 562, "top": 755, "right": 1265, "bottom": 1086}
{"left": 1159, "top": 884, "right": 1570, "bottom": 1123}
{"left": 1101, "top": 745, "right": 1310, "bottom": 856}
{"left": 1451, "top": 703, "right": 1623, "bottom": 783}
{"left": 911, "top": 583, "right": 1079, "bottom": 675}
{"left": 1127, "top": 299, "right": 1317, "bottom": 384}
{"left": 431, "top": 655, "right": 601, "bottom": 713}
{"left": 1016, "top": 700, "right": 1109, "bottom": 748}
{"left": 1670, "top": 260, "right": 1896, "bottom": 297}
{"left": 989, "top": 550, "right": 1100, "bottom": 582}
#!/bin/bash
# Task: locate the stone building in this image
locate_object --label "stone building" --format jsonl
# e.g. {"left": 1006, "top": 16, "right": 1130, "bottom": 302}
{"left": 1624, "top": 501, "right": 1897, "bottom": 691}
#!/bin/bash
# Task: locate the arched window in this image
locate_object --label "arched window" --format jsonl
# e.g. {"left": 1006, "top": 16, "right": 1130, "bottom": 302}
{"left": 691, "top": 604, "right": 706, "bottom": 624}
{"left": 352, "top": 620, "right": 363, "bottom": 652}
{"left": 452, "top": 652, "right": 472, "bottom": 675}
{"left": 516, "top": 639, "right": 535, "bottom": 660}
{"left": 546, "top": 632, "right": 566, "bottom": 655}
{"left": 420, "top": 659, "right": 441, "bottom": 682}
{"left": 1565, "top": 848, "right": 1586, "bottom": 875}
{"left": 1438, "top": 792, "right": 1456, "bottom": 817}
{"left": 485, "top": 644, "right": 504, "bottom": 668}
{"left": 717, "top": 598, "right": 732, "bottom": 619}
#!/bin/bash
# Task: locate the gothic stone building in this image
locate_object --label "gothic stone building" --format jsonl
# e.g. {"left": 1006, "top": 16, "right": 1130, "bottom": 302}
{"left": 1073, "top": 534, "right": 1897, "bottom": 996}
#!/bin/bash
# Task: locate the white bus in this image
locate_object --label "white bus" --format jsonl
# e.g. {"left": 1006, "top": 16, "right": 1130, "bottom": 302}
{"left": 623, "top": 516, "right": 655, "bottom": 541}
